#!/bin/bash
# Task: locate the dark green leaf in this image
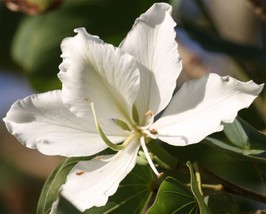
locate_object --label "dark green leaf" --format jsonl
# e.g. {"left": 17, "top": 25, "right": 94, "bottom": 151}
{"left": 207, "top": 193, "right": 238, "bottom": 214}
{"left": 57, "top": 197, "right": 81, "bottom": 214}
{"left": 148, "top": 177, "right": 199, "bottom": 214}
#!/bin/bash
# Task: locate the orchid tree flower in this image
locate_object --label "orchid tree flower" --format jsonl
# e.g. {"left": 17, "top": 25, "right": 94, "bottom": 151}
{"left": 3, "top": 2, "right": 263, "bottom": 213}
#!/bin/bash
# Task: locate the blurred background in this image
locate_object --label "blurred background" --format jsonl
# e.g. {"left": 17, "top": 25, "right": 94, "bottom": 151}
{"left": 0, "top": 0, "right": 265, "bottom": 213}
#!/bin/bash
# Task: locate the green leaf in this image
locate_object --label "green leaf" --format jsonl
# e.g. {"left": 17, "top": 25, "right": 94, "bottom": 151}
{"left": 148, "top": 177, "right": 199, "bottom": 214}
{"left": 207, "top": 117, "right": 266, "bottom": 162}
{"left": 186, "top": 162, "right": 212, "bottom": 214}
{"left": 223, "top": 117, "right": 250, "bottom": 149}
{"left": 84, "top": 164, "right": 154, "bottom": 214}
{"left": 37, "top": 156, "right": 90, "bottom": 214}
{"left": 223, "top": 117, "right": 266, "bottom": 151}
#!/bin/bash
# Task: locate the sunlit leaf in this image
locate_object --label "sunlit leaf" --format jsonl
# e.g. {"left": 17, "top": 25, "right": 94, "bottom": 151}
{"left": 223, "top": 117, "right": 249, "bottom": 149}
{"left": 206, "top": 117, "right": 266, "bottom": 162}
{"left": 223, "top": 117, "right": 266, "bottom": 151}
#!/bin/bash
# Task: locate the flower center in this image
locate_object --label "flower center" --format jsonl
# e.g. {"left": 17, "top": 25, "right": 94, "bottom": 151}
{"left": 91, "top": 103, "right": 162, "bottom": 177}
{"left": 135, "top": 111, "right": 162, "bottom": 178}
{"left": 134, "top": 110, "right": 158, "bottom": 142}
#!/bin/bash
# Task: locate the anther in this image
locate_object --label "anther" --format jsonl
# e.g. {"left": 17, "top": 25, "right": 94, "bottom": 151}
{"left": 139, "top": 111, "right": 155, "bottom": 131}
{"left": 96, "top": 156, "right": 103, "bottom": 160}
{"left": 145, "top": 110, "right": 153, "bottom": 117}
{"left": 150, "top": 129, "right": 158, "bottom": 135}
{"left": 96, "top": 155, "right": 115, "bottom": 162}
{"left": 76, "top": 171, "right": 85, "bottom": 176}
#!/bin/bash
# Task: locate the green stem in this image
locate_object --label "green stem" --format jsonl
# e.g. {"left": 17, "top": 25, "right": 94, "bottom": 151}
{"left": 186, "top": 183, "right": 224, "bottom": 191}
{"left": 177, "top": 160, "right": 266, "bottom": 203}
{"left": 201, "top": 184, "right": 223, "bottom": 191}
{"left": 202, "top": 166, "right": 266, "bottom": 204}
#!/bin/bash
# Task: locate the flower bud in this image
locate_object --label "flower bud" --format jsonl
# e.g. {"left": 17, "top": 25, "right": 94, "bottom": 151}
{"left": 4, "top": 0, "right": 62, "bottom": 15}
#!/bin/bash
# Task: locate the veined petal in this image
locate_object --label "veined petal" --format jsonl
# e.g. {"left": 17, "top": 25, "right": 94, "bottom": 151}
{"left": 120, "top": 3, "right": 182, "bottom": 123}
{"left": 3, "top": 90, "right": 128, "bottom": 157}
{"left": 61, "top": 139, "right": 140, "bottom": 212}
{"left": 152, "top": 73, "right": 264, "bottom": 146}
{"left": 59, "top": 28, "right": 140, "bottom": 125}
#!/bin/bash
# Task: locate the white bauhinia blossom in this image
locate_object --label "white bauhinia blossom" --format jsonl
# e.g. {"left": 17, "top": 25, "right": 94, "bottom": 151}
{"left": 3, "top": 2, "right": 264, "bottom": 213}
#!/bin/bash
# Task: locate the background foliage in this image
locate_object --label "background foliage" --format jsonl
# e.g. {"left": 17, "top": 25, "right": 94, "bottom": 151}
{"left": 0, "top": 0, "right": 265, "bottom": 213}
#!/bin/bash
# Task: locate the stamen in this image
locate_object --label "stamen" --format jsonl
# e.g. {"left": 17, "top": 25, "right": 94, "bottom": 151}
{"left": 150, "top": 129, "right": 158, "bottom": 135}
{"left": 145, "top": 110, "right": 153, "bottom": 117}
{"left": 142, "top": 128, "right": 158, "bottom": 139}
{"left": 90, "top": 103, "right": 124, "bottom": 151}
{"left": 138, "top": 110, "right": 155, "bottom": 130}
{"left": 76, "top": 171, "right": 85, "bottom": 176}
{"left": 140, "top": 136, "right": 163, "bottom": 178}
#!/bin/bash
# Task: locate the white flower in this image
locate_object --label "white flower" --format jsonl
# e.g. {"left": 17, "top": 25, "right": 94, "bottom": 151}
{"left": 3, "top": 2, "right": 263, "bottom": 212}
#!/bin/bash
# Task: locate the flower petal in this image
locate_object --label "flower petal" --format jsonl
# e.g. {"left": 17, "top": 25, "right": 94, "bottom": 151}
{"left": 59, "top": 28, "right": 140, "bottom": 125}
{"left": 3, "top": 90, "right": 128, "bottom": 157}
{"left": 120, "top": 3, "right": 182, "bottom": 122}
{"left": 61, "top": 139, "right": 140, "bottom": 212}
{"left": 152, "top": 73, "right": 264, "bottom": 146}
